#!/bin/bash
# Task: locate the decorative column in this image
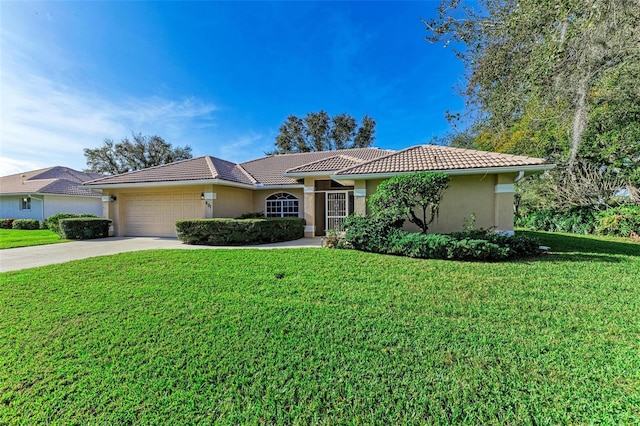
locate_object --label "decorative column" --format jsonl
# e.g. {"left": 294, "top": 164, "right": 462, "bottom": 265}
{"left": 303, "top": 178, "right": 315, "bottom": 237}
{"left": 494, "top": 174, "right": 515, "bottom": 235}
{"left": 353, "top": 181, "right": 367, "bottom": 216}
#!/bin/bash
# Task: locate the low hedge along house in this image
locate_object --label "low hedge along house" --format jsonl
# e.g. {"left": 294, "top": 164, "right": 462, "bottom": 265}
{"left": 83, "top": 145, "right": 553, "bottom": 238}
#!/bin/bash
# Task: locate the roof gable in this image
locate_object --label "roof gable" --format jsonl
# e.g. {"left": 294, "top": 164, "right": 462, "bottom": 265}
{"left": 0, "top": 166, "right": 103, "bottom": 196}
{"left": 240, "top": 148, "right": 393, "bottom": 185}
{"left": 285, "top": 155, "right": 365, "bottom": 174}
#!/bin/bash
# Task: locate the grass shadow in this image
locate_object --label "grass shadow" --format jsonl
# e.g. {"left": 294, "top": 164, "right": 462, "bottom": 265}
{"left": 518, "top": 230, "right": 640, "bottom": 259}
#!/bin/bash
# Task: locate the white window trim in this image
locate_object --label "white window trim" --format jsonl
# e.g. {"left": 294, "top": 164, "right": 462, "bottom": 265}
{"left": 20, "top": 196, "right": 31, "bottom": 211}
{"left": 265, "top": 192, "right": 300, "bottom": 218}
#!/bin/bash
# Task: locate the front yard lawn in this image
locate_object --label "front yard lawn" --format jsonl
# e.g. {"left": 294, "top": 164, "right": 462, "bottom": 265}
{"left": 1, "top": 232, "right": 638, "bottom": 423}
{"left": 0, "top": 229, "right": 68, "bottom": 249}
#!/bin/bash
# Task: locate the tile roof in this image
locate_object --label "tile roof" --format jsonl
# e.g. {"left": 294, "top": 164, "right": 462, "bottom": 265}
{"left": 0, "top": 166, "right": 103, "bottom": 197}
{"left": 285, "top": 155, "right": 366, "bottom": 174}
{"left": 85, "top": 156, "right": 256, "bottom": 186}
{"left": 335, "top": 145, "right": 549, "bottom": 175}
{"left": 241, "top": 148, "right": 393, "bottom": 185}
{"left": 82, "top": 145, "right": 550, "bottom": 188}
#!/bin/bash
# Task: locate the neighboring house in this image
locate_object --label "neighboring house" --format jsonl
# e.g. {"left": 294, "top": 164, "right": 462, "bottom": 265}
{"left": 0, "top": 167, "right": 104, "bottom": 221}
{"left": 83, "top": 145, "right": 553, "bottom": 238}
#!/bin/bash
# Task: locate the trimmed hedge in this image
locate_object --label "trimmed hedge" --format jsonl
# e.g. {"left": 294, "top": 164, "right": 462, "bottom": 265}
{"left": 176, "top": 218, "right": 305, "bottom": 245}
{"left": 11, "top": 219, "right": 41, "bottom": 230}
{"left": 340, "top": 215, "right": 540, "bottom": 261}
{"left": 59, "top": 218, "right": 111, "bottom": 240}
{"left": 45, "top": 213, "right": 99, "bottom": 236}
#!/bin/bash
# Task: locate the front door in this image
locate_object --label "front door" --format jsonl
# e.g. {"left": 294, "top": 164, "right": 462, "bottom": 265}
{"left": 326, "top": 191, "right": 348, "bottom": 232}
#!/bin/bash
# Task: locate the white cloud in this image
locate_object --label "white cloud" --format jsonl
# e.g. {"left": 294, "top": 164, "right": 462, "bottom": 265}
{"left": 0, "top": 71, "right": 217, "bottom": 174}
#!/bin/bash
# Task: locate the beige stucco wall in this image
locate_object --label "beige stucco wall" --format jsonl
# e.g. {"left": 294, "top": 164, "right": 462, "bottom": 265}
{"left": 211, "top": 185, "right": 253, "bottom": 218}
{"left": 364, "top": 174, "right": 516, "bottom": 234}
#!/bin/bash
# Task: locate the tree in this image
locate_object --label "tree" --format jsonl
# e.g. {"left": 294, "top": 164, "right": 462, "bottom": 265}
{"left": 369, "top": 172, "right": 450, "bottom": 233}
{"left": 84, "top": 133, "right": 192, "bottom": 175}
{"left": 424, "top": 0, "right": 640, "bottom": 173}
{"left": 269, "top": 111, "right": 376, "bottom": 154}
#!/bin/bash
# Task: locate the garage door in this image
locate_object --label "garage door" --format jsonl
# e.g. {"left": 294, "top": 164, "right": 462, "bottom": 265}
{"left": 122, "top": 192, "right": 201, "bottom": 237}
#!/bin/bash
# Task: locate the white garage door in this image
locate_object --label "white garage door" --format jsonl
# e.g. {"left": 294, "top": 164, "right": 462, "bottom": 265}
{"left": 122, "top": 192, "right": 201, "bottom": 237}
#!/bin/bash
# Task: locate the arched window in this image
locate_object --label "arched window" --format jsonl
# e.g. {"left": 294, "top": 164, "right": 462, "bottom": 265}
{"left": 265, "top": 192, "right": 299, "bottom": 217}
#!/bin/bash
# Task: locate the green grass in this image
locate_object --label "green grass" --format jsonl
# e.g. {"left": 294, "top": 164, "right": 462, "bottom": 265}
{"left": 1, "top": 232, "right": 638, "bottom": 424}
{"left": 0, "top": 229, "right": 69, "bottom": 249}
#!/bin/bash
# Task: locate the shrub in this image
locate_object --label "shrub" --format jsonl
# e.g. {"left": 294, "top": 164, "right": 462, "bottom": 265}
{"left": 236, "top": 211, "right": 265, "bottom": 219}
{"left": 340, "top": 215, "right": 540, "bottom": 261}
{"left": 596, "top": 205, "right": 640, "bottom": 238}
{"left": 516, "top": 206, "right": 597, "bottom": 234}
{"left": 176, "top": 218, "right": 305, "bottom": 245}
{"left": 341, "top": 215, "right": 400, "bottom": 253}
{"left": 11, "top": 219, "right": 41, "bottom": 230}
{"left": 59, "top": 218, "right": 111, "bottom": 239}
{"left": 45, "top": 213, "right": 99, "bottom": 235}
{"left": 369, "top": 171, "right": 450, "bottom": 233}
{"left": 0, "top": 219, "right": 15, "bottom": 229}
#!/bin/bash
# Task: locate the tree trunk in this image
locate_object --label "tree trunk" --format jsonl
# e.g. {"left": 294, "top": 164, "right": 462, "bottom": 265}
{"left": 567, "top": 73, "right": 590, "bottom": 172}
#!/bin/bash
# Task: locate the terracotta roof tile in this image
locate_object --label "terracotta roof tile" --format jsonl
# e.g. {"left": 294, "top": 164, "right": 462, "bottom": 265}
{"left": 86, "top": 156, "right": 256, "bottom": 186}
{"left": 285, "top": 155, "right": 365, "bottom": 174}
{"left": 0, "top": 166, "right": 103, "bottom": 197}
{"left": 241, "top": 148, "right": 393, "bottom": 185}
{"left": 335, "top": 145, "right": 548, "bottom": 175}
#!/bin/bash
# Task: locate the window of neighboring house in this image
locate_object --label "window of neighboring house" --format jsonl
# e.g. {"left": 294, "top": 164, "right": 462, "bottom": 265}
{"left": 265, "top": 192, "right": 299, "bottom": 217}
{"left": 20, "top": 197, "right": 31, "bottom": 211}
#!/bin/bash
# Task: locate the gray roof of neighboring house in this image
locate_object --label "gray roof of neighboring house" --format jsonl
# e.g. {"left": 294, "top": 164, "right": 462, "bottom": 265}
{"left": 83, "top": 145, "right": 551, "bottom": 188}
{"left": 0, "top": 166, "right": 104, "bottom": 197}
{"left": 335, "top": 145, "right": 549, "bottom": 175}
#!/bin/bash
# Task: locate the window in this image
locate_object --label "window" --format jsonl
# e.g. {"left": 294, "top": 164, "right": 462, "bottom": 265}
{"left": 266, "top": 192, "right": 299, "bottom": 217}
{"left": 20, "top": 197, "right": 31, "bottom": 211}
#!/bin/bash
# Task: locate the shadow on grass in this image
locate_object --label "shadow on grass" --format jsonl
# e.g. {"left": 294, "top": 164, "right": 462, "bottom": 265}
{"left": 518, "top": 231, "right": 640, "bottom": 261}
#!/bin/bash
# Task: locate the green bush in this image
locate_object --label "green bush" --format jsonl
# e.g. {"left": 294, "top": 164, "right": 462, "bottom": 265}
{"left": 341, "top": 215, "right": 401, "bottom": 253}
{"left": 176, "top": 218, "right": 305, "bottom": 245}
{"left": 45, "top": 213, "right": 99, "bottom": 236}
{"left": 0, "top": 219, "right": 15, "bottom": 229}
{"left": 236, "top": 211, "right": 265, "bottom": 219}
{"left": 595, "top": 205, "right": 640, "bottom": 237}
{"left": 11, "top": 219, "right": 41, "bottom": 230}
{"left": 340, "top": 215, "right": 540, "bottom": 261}
{"left": 516, "top": 206, "right": 597, "bottom": 234}
{"left": 59, "top": 218, "right": 111, "bottom": 240}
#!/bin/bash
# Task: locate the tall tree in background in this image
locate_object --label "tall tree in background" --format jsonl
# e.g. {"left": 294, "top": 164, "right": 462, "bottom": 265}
{"left": 424, "top": 0, "right": 640, "bottom": 174}
{"left": 84, "top": 133, "right": 192, "bottom": 175}
{"left": 270, "top": 111, "right": 376, "bottom": 154}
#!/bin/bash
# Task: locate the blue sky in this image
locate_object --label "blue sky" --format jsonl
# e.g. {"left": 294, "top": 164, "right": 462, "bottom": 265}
{"left": 0, "top": 1, "right": 465, "bottom": 175}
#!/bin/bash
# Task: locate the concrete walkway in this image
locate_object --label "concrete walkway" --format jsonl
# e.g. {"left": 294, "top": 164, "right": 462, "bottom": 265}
{"left": 0, "top": 237, "right": 323, "bottom": 273}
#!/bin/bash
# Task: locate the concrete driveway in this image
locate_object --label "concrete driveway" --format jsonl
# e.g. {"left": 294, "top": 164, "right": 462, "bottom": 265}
{"left": 0, "top": 237, "right": 323, "bottom": 273}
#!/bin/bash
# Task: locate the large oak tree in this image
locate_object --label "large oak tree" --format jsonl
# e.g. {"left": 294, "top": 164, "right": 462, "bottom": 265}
{"left": 84, "top": 133, "right": 192, "bottom": 175}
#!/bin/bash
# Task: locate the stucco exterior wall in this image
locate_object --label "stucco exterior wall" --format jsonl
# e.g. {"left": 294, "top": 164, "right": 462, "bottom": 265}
{"left": 211, "top": 185, "right": 253, "bottom": 218}
{"left": 364, "top": 174, "right": 515, "bottom": 234}
{"left": 43, "top": 195, "right": 103, "bottom": 218}
{"left": 0, "top": 195, "right": 101, "bottom": 221}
